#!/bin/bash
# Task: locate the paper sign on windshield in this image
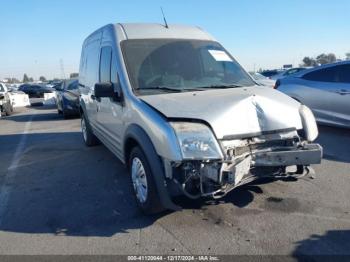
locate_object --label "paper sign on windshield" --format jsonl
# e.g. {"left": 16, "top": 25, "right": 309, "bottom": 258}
{"left": 208, "top": 50, "right": 232, "bottom": 62}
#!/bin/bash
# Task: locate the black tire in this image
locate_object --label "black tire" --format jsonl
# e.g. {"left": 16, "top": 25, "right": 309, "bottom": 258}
{"left": 57, "top": 101, "right": 62, "bottom": 114}
{"left": 4, "top": 104, "right": 11, "bottom": 116}
{"left": 61, "top": 102, "right": 70, "bottom": 119}
{"left": 62, "top": 108, "right": 69, "bottom": 119}
{"left": 81, "top": 113, "right": 99, "bottom": 146}
{"left": 129, "top": 146, "right": 164, "bottom": 214}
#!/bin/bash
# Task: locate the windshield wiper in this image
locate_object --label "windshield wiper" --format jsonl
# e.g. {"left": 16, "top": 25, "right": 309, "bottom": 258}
{"left": 198, "top": 84, "right": 244, "bottom": 89}
{"left": 138, "top": 86, "right": 207, "bottom": 92}
{"left": 138, "top": 86, "right": 183, "bottom": 92}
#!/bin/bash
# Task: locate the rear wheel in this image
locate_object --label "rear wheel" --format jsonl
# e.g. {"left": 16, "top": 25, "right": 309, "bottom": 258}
{"left": 4, "top": 104, "right": 11, "bottom": 116}
{"left": 57, "top": 102, "right": 62, "bottom": 114}
{"left": 81, "top": 113, "right": 99, "bottom": 146}
{"left": 61, "top": 102, "right": 70, "bottom": 119}
{"left": 129, "top": 146, "right": 164, "bottom": 214}
{"left": 62, "top": 108, "right": 69, "bottom": 119}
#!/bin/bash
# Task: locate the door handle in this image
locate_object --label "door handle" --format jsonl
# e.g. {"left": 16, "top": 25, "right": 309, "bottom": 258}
{"left": 336, "top": 90, "right": 350, "bottom": 95}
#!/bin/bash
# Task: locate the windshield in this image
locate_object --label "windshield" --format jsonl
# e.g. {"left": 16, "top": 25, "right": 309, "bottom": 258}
{"left": 0, "top": 84, "right": 5, "bottom": 92}
{"left": 121, "top": 39, "right": 255, "bottom": 95}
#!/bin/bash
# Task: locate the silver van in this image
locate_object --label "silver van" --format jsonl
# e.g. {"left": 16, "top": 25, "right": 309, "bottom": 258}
{"left": 79, "top": 23, "right": 322, "bottom": 214}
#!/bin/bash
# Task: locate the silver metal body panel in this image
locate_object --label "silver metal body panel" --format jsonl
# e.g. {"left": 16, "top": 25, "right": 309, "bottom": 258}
{"left": 140, "top": 86, "right": 303, "bottom": 139}
{"left": 256, "top": 79, "right": 276, "bottom": 88}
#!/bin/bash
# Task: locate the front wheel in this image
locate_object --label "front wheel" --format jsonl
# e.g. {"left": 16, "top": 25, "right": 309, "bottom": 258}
{"left": 129, "top": 146, "right": 164, "bottom": 214}
{"left": 81, "top": 114, "right": 99, "bottom": 146}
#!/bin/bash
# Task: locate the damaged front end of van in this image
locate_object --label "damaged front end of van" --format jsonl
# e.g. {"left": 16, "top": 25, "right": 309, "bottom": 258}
{"left": 142, "top": 89, "right": 323, "bottom": 200}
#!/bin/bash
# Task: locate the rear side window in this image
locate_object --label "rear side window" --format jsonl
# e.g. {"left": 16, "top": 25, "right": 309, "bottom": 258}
{"left": 337, "top": 65, "right": 350, "bottom": 83}
{"left": 303, "top": 67, "right": 338, "bottom": 82}
{"left": 99, "top": 47, "right": 112, "bottom": 82}
{"left": 303, "top": 64, "right": 350, "bottom": 83}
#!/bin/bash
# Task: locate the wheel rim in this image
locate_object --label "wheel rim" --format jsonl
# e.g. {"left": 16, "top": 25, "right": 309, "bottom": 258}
{"left": 131, "top": 157, "right": 148, "bottom": 203}
{"left": 81, "top": 117, "right": 87, "bottom": 142}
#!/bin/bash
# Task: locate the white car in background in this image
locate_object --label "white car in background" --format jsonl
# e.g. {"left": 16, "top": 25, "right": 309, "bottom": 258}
{"left": 0, "top": 83, "right": 13, "bottom": 116}
{"left": 3, "top": 84, "right": 30, "bottom": 108}
{"left": 250, "top": 72, "right": 276, "bottom": 88}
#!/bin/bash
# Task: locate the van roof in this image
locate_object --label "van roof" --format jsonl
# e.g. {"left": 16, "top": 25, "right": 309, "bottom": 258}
{"left": 116, "top": 23, "right": 216, "bottom": 41}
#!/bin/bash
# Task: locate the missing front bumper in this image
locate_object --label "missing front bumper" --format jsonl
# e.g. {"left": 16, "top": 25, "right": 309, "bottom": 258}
{"left": 171, "top": 143, "right": 323, "bottom": 199}
{"left": 252, "top": 143, "right": 322, "bottom": 166}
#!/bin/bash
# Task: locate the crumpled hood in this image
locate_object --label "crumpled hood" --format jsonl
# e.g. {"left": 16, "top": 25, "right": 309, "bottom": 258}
{"left": 140, "top": 86, "right": 303, "bottom": 139}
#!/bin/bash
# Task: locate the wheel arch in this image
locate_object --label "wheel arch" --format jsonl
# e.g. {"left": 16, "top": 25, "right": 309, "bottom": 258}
{"left": 123, "top": 124, "right": 181, "bottom": 211}
{"left": 123, "top": 124, "right": 157, "bottom": 166}
{"left": 79, "top": 99, "right": 87, "bottom": 116}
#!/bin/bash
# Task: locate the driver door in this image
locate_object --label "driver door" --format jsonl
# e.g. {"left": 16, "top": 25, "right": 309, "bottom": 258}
{"left": 96, "top": 46, "right": 124, "bottom": 158}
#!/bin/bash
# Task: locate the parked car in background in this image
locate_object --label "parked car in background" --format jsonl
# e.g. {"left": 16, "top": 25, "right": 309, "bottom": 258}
{"left": 276, "top": 61, "right": 350, "bottom": 128}
{"left": 260, "top": 69, "right": 284, "bottom": 79}
{"left": 18, "top": 84, "right": 54, "bottom": 98}
{"left": 46, "top": 81, "right": 63, "bottom": 91}
{"left": 7, "top": 89, "right": 30, "bottom": 108}
{"left": 52, "top": 82, "right": 63, "bottom": 91}
{"left": 56, "top": 79, "right": 80, "bottom": 118}
{"left": 6, "top": 83, "right": 21, "bottom": 91}
{"left": 0, "top": 83, "right": 13, "bottom": 116}
{"left": 250, "top": 72, "right": 276, "bottom": 87}
{"left": 270, "top": 67, "right": 307, "bottom": 80}
{"left": 78, "top": 23, "right": 322, "bottom": 214}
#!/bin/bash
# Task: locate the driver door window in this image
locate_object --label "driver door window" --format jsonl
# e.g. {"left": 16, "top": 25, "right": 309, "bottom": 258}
{"left": 99, "top": 46, "right": 112, "bottom": 83}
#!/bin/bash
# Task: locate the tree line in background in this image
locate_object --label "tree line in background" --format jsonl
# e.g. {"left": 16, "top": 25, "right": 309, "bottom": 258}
{"left": 302, "top": 52, "right": 350, "bottom": 67}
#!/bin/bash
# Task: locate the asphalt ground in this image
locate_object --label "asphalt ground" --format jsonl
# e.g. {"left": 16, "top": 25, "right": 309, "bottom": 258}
{"left": 0, "top": 105, "right": 349, "bottom": 257}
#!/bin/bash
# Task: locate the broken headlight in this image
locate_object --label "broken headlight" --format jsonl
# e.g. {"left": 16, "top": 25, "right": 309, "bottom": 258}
{"left": 170, "top": 122, "right": 223, "bottom": 160}
{"left": 299, "top": 105, "right": 318, "bottom": 142}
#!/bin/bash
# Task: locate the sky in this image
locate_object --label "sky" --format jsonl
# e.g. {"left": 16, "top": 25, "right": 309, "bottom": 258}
{"left": 0, "top": 0, "right": 349, "bottom": 80}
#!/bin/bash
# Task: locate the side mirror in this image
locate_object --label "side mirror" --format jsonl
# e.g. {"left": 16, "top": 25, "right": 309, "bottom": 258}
{"left": 95, "top": 82, "right": 114, "bottom": 98}
{"left": 0, "top": 94, "right": 4, "bottom": 100}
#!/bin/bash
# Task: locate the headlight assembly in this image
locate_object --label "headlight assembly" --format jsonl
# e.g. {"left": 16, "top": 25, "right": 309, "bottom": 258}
{"left": 170, "top": 122, "right": 223, "bottom": 160}
{"left": 299, "top": 105, "right": 319, "bottom": 142}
